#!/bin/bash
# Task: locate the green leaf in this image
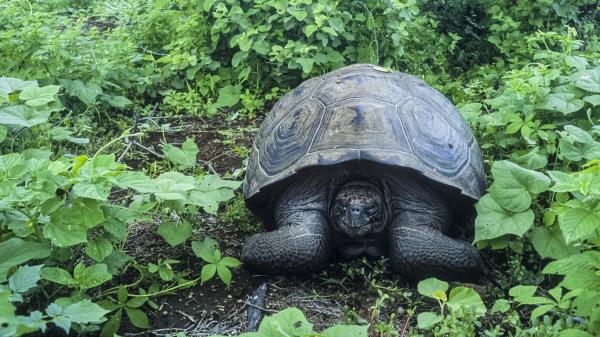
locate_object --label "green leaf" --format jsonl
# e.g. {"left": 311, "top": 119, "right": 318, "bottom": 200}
{"left": 511, "top": 148, "right": 548, "bottom": 170}
{"left": 565, "top": 56, "right": 588, "bottom": 70}
{"left": 558, "top": 206, "right": 600, "bottom": 243}
{"left": 219, "top": 257, "right": 241, "bottom": 268}
{"left": 447, "top": 287, "right": 486, "bottom": 316}
{"left": 42, "top": 267, "right": 76, "bottom": 286}
{"left": 509, "top": 285, "right": 538, "bottom": 301}
{"left": 72, "top": 181, "right": 112, "bottom": 200}
{"left": 162, "top": 138, "right": 198, "bottom": 169}
{"left": 216, "top": 264, "right": 232, "bottom": 286}
{"left": 321, "top": 324, "right": 369, "bottom": 337}
{"left": 124, "top": 307, "right": 149, "bottom": 328}
{"left": 474, "top": 194, "right": 535, "bottom": 242}
{"left": 192, "top": 237, "right": 219, "bottom": 263}
{"left": 297, "top": 57, "right": 314, "bottom": 73}
{"left": 105, "top": 95, "right": 132, "bottom": 108}
{"left": 417, "top": 312, "right": 442, "bottom": 329}
{"left": 0, "top": 105, "right": 50, "bottom": 127}
{"left": 8, "top": 264, "right": 43, "bottom": 294}
{"left": 559, "top": 329, "right": 595, "bottom": 337}
{"left": 540, "top": 93, "right": 584, "bottom": 114}
{"left": 0, "top": 77, "right": 37, "bottom": 94}
{"left": 85, "top": 238, "right": 113, "bottom": 262}
{"left": 63, "top": 300, "right": 110, "bottom": 323}
{"left": 0, "top": 125, "right": 6, "bottom": 142}
{"left": 584, "top": 95, "right": 600, "bottom": 106}
{"left": 99, "top": 308, "right": 122, "bottom": 337}
{"left": 304, "top": 24, "right": 318, "bottom": 37}
{"left": 530, "top": 304, "right": 555, "bottom": 320}
{"left": 45, "top": 209, "right": 89, "bottom": 247}
{"left": 489, "top": 161, "right": 550, "bottom": 212}
{"left": 0, "top": 238, "right": 50, "bottom": 282}
{"left": 258, "top": 307, "right": 313, "bottom": 337}
{"left": 19, "top": 85, "right": 60, "bottom": 106}
{"left": 216, "top": 85, "right": 241, "bottom": 108}
{"left": 75, "top": 263, "right": 112, "bottom": 289}
{"left": 157, "top": 221, "right": 192, "bottom": 247}
{"left": 490, "top": 299, "right": 511, "bottom": 313}
{"left": 59, "top": 80, "right": 102, "bottom": 104}
{"left": 571, "top": 68, "right": 600, "bottom": 93}
{"left": 232, "top": 51, "right": 248, "bottom": 67}
{"left": 201, "top": 264, "right": 216, "bottom": 283}
{"left": 417, "top": 278, "right": 448, "bottom": 299}
{"left": 531, "top": 226, "right": 579, "bottom": 259}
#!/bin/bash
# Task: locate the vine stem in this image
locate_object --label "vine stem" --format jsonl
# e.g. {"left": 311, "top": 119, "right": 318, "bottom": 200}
{"left": 127, "top": 276, "right": 202, "bottom": 298}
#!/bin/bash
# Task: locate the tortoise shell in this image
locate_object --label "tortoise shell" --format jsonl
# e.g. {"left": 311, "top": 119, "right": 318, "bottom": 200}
{"left": 244, "top": 64, "right": 486, "bottom": 213}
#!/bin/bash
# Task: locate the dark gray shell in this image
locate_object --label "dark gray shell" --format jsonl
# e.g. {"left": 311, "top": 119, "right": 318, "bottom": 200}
{"left": 244, "top": 64, "right": 486, "bottom": 209}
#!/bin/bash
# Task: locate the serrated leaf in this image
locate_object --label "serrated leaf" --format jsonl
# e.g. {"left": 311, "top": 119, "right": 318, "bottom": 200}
{"left": 558, "top": 206, "right": 600, "bottom": 243}
{"left": 157, "top": 221, "right": 192, "bottom": 247}
{"left": 124, "top": 307, "right": 149, "bottom": 328}
{"left": 8, "top": 264, "right": 43, "bottom": 294}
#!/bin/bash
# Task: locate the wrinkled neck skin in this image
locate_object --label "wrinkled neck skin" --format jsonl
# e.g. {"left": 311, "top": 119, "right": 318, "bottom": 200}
{"left": 330, "top": 180, "right": 386, "bottom": 239}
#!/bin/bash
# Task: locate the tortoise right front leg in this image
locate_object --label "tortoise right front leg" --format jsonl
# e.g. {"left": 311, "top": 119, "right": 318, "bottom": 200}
{"left": 241, "top": 210, "right": 331, "bottom": 275}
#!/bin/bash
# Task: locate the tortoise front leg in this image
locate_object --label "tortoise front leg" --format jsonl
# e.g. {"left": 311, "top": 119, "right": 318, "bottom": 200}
{"left": 241, "top": 210, "right": 332, "bottom": 275}
{"left": 389, "top": 211, "right": 484, "bottom": 281}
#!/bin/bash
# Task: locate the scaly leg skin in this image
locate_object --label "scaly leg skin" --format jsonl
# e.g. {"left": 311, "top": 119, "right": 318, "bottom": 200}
{"left": 389, "top": 211, "right": 484, "bottom": 281}
{"left": 241, "top": 210, "right": 331, "bottom": 275}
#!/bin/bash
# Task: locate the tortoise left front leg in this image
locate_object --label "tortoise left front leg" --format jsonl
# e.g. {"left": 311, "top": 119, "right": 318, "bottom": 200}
{"left": 389, "top": 211, "right": 484, "bottom": 281}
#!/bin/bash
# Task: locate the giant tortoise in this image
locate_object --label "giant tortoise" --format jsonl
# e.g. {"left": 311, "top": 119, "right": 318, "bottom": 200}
{"left": 241, "top": 64, "right": 486, "bottom": 280}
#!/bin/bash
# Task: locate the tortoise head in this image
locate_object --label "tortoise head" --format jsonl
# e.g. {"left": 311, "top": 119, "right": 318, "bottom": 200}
{"left": 331, "top": 181, "right": 384, "bottom": 238}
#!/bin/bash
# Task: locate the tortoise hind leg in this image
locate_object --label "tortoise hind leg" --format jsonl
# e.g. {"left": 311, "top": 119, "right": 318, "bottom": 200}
{"left": 241, "top": 211, "right": 331, "bottom": 275}
{"left": 389, "top": 211, "right": 484, "bottom": 281}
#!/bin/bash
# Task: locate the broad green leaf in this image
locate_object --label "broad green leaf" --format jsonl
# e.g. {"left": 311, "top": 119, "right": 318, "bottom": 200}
{"left": 59, "top": 79, "right": 102, "bottom": 104}
{"left": 489, "top": 161, "right": 550, "bottom": 212}
{"left": 162, "top": 138, "right": 198, "bottom": 169}
{"left": 45, "top": 209, "right": 89, "bottom": 247}
{"left": 105, "top": 95, "right": 132, "bottom": 108}
{"left": 216, "top": 85, "right": 241, "bottom": 108}
{"left": 565, "top": 56, "right": 588, "bottom": 70}
{"left": 124, "top": 307, "right": 149, "bottom": 328}
{"left": 490, "top": 299, "right": 511, "bottom": 313}
{"left": 509, "top": 285, "right": 538, "bottom": 301}
{"left": 19, "top": 85, "right": 60, "bottom": 106}
{"left": 548, "top": 170, "right": 579, "bottom": 192}
{"left": 321, "top": 324, "right": 369, "bottom": 337}
{"left": 0, "top": 77, "right": 37, "bottom": 94}
{"left": 447, "top": 287, "right": 486, "bottom": 316}
{"left": 474, "top": 194, "right": 535, "bottom": 242}
{"left": 85, "top": 238, "right": 113, "bottom": 262}
{"left": 75, "top": 263, "right": 112, "bottom": 289}
{"left": 297, "top": 57, "right": 314, "bottom": 73}
{"left": 0, "top": 105, "right": 50, "bottom": 127}
{"left": 304, "top": 24, "right": 318, "bottom": 37}
{"left": 115, "top": 171, "right": 155, "bottom": 193}
{"left": 219, "top": 257, "right": 241, "bottom": 268}
{"left": 417, "top": 312, "right": 442, "bottom": 329}
{"left": 540, "top": 93, "right": 584, "bottom": 114}
{"left": 99, "top": 308, "right": 122, "bottom": 337}
{"left": 63, "top": 300, "right": 110, "bottom": 323}
{"left": 0, "top": 238, "right": 50, "bottom": 282}
{"left": 41, "top": 267, "right": 76, "bottom": 286}
{"left": 559, "top": 329, "right": 595, "bottom": 337}
{"left": 417, "top": 278, "right": 448, "bottom": 299}
{"left": 571, "top": 68, "right": 600, "bottom": 93}
{"left": 192, "top": 237, "right": 219, "bottom": 263}
{"left": 531, "top": 226, "right": 579, "bottom": 259}
{"left": 157, "top": 221, "right": 192, "bottom": 247}
{"left": 258, "top": 307, "right": 313, "bottom": 337}
{"left": 584, "top": 95, "right": 600, "bottom": 106}
{"left": 72, "top": 181, "right": 111, "bottom": 200}
{"left": 511, "top": 148, "right": 548, "bottom": 170}
{"left": 0, "top": 125, "right": 6, "bottom": 142}
{"left": 558, "top": 206, "right": 600, "bottom": 243}
{"left": 530, "top": 304, "right": 556, "bottom": 320}
{"left": 8, "top": 264, "right": 43, "bottom": 294}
